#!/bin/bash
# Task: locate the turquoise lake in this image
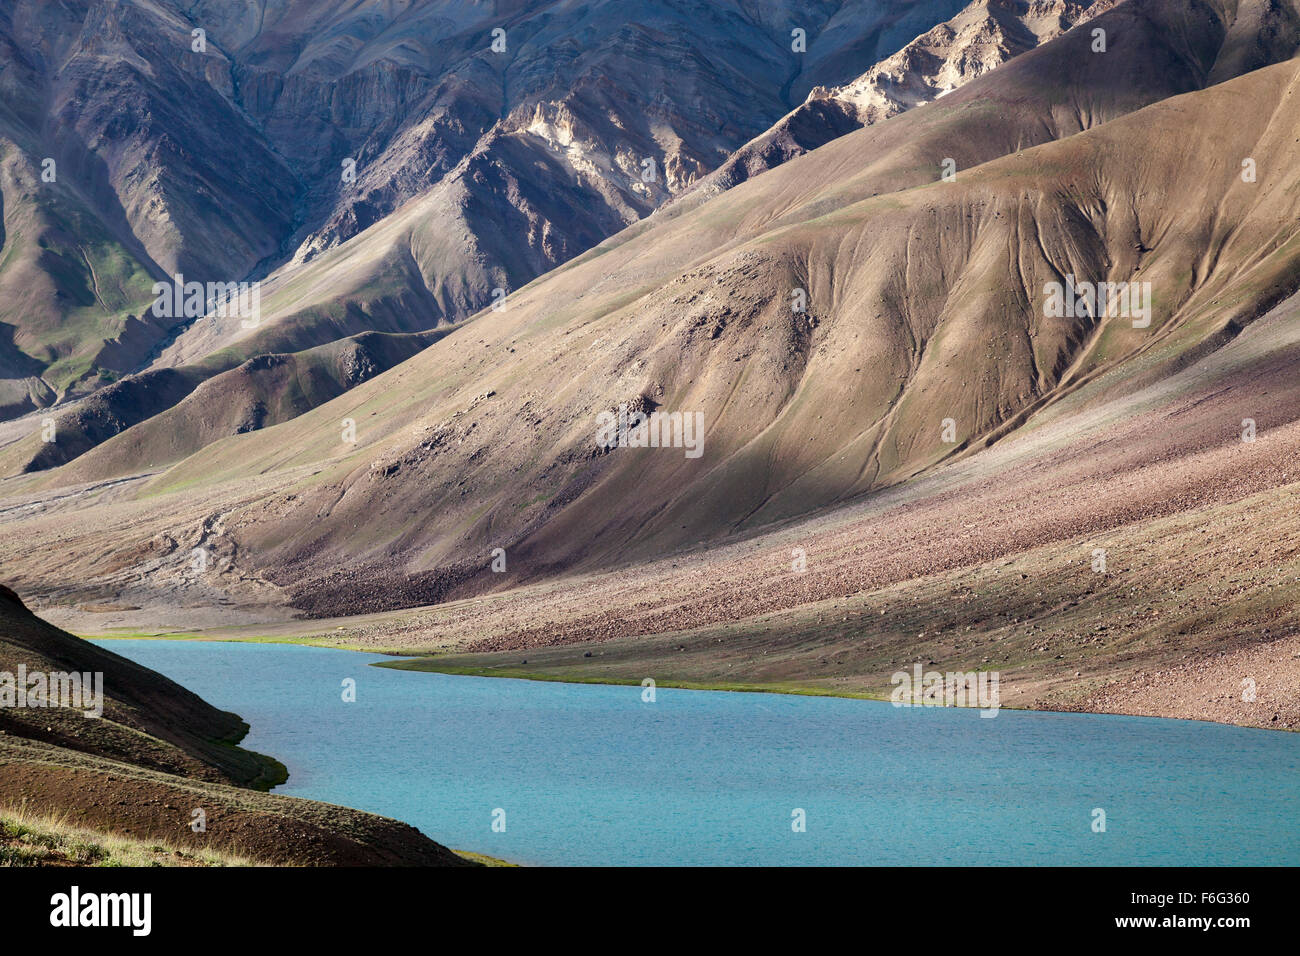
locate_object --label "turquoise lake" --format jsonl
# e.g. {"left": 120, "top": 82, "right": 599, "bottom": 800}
{"left": 97, "top": 639, "right": 1300, "bottom": 866}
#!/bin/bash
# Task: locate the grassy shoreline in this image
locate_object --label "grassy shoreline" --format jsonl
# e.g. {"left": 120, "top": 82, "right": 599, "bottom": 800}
{"left": 78, "top": 628, "right": 1299, "bottom": 732}
{"left": 81, "top": 628, "right": 1008, "bottom": 707}
{"left": 377, "top": 658, "right": 892, "bottom": 699}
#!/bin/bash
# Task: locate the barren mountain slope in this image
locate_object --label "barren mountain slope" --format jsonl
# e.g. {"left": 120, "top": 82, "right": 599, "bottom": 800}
{"left": 372, "top": 284, "right": 1300, "bottom": 732}
{"left": 3, "top": 16, "right": 1296, "bottom": 628}
{"left": 20, "top": 285, "right": 1300, "bottom": 734}
{"left": 202, "top": 54, "right": 1300, "bottom": 613}
{"left": 675, "top": 0, "right": 1300, "bottom": 208}
{"left": 8, "top": 0, "right": 1280, "bottom": 483}
{"left": 0, "top": 737, "right": 472, "bottom": 865}
{"left": 144, "top": 0, "right": 1251, "bottom": 373}
{"left": 3, "top": 329, "right": 448, "bottom": 475}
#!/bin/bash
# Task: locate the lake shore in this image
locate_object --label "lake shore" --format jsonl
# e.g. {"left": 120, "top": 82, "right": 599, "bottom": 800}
{"left": 84, "top": 626, "right": 1300, "bottom": 733}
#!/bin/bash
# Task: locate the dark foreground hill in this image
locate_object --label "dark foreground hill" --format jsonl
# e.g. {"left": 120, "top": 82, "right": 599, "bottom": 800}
{"left": 0, "top": 585, "right": 469, "bottom": 865}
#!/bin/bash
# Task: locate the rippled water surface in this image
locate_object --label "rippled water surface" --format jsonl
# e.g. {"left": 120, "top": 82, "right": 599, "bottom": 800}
{"left": 99, "top": 639, "right": 1300, "bottom": 866}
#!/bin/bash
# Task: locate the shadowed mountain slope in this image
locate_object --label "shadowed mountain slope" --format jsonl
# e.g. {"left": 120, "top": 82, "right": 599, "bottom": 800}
{"left": 0, "top": 585, "right": 469, "bottom": 865}
{"left": 0, "top": 0, "right": 976, "bottom": 423}
{"left": 0, "top": 584, "right": 277, "bottom": 786}
{"left": 3, "top": 329, "right": 447, "bottom": 475}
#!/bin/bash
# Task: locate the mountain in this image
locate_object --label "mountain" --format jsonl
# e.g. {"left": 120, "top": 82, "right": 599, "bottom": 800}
{"left": 678, "top": 0, "right": 1120, "bottom": 200}
{"left": 8, "top": 0, "right": 1287, "bottom": 484}
{"left": 0, "top": 0, "right": 974, "bottom": 426}
{"left": 3, "top": 0, "right": 1296, "bottom": 627}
